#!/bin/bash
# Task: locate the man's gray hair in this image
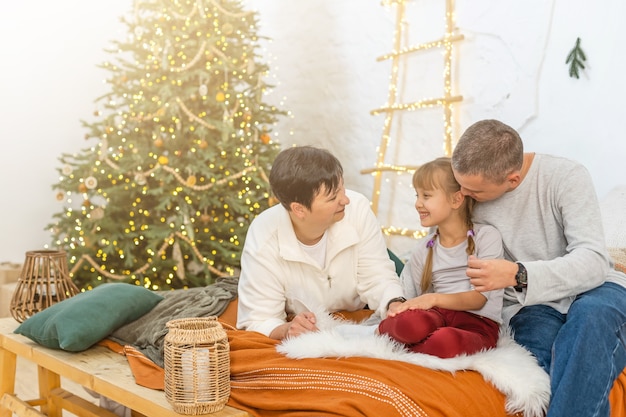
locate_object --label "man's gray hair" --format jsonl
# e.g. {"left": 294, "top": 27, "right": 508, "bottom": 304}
{"left": 451, "top": 119, "right": 524, "bottom": 184}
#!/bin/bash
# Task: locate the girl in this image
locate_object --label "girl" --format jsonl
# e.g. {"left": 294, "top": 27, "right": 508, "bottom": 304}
{"left": 378, "top": 157, "right": 504, "bottom": 358}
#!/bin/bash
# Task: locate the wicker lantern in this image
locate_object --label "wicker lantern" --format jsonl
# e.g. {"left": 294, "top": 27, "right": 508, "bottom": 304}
{"left": 164, "top": 317, "right": 230, "bottom": 415}
{"left": 10, "top": 250, "right": 80, "bottom": 322}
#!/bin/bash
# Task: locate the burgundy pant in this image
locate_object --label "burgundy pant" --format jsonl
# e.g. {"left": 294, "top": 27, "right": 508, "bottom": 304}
{"left": 378, "top": 307, "right": 500, "bottom": 358}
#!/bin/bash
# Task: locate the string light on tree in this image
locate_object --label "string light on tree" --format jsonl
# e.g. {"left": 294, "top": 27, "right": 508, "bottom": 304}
{"left": 49, "top": 0, "right": 285, "bottom": 291}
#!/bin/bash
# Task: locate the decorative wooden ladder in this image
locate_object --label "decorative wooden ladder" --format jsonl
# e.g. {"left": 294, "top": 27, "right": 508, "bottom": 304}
{"left": 361, "top": 0, "right": 464, "bottom": 243}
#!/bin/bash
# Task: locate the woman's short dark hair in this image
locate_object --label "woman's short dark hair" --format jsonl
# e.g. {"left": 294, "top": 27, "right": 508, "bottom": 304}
{"left": 269, "top": 146, "right": 344, "bottom": 210}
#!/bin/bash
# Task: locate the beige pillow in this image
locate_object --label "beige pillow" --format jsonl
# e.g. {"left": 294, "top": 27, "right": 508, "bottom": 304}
{"left": 600, "top": 186, "right": 626, "bottom": 273}
{"left": 608, "top": 248, "right": 626, "bottom": 274}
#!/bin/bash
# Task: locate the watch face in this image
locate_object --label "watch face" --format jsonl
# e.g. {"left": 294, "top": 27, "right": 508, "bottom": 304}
{"left": 517, "top": 263, "right": 528, "bottom": 285}
{"left": 519, "top": 272, "right": 528, "bottom": 285}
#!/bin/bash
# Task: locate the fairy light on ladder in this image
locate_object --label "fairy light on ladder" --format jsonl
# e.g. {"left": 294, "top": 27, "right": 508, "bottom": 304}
{"left": 362, "top": 0, "right": 463, "bottom": 240}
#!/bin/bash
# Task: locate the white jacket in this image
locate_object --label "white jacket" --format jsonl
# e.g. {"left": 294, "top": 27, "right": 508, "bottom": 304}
{"left": 237, "top": 190, "right": 403, "bottom": 336}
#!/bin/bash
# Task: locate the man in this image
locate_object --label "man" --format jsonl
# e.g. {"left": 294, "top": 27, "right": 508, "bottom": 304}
{"left": 451, "top": 119, "right": 626, "bottom": 417}
{"left": 237, "top": 146, "right": 404, "bottom": 340}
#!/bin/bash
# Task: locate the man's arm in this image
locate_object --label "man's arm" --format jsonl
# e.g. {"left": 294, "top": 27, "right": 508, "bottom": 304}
{"left": 519, "top": 164, "right": 610, "bottom": 302}
{"left": 469, "top": 162, "right": 609, "bottom": 302}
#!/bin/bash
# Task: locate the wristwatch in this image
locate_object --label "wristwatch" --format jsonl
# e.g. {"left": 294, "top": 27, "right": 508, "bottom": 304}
{"left": 514, "top": 262, "right": 528, "bottom": 292}
{"left": 386, "top": 296, "right": 407, "bottom": 310}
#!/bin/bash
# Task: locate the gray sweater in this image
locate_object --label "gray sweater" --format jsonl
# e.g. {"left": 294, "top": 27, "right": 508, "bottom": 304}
{"left": 472, "top": 154, "right": 626, "bottom": 322}
{"left": 400, "top": 223, "right": 505, "bottom": 324}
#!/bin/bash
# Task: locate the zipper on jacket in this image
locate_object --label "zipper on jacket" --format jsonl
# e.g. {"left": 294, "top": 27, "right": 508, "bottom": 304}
{"left": 327, "top": 276, "right": 332, "bottom": 288}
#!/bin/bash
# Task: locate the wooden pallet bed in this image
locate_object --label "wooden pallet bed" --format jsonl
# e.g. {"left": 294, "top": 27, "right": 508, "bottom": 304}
{"left": 0, "top": 317, "right": 249, "bottom": 417}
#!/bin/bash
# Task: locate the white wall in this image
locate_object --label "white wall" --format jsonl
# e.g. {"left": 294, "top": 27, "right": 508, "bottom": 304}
{"left": 1, "top": 0, "right": 625, "bottom": 263}
{"left": 1, "top": 1, "right": 130, "bottom": 263}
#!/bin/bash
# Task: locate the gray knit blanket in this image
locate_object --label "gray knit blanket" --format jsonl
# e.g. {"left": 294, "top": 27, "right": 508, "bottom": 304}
{"left": 109, "top": 276, "right": 239, "bottom": 367}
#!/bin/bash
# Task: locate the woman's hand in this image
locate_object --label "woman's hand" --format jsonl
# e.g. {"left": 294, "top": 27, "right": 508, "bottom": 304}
{"left": 270, "top": 311, "right": 318, "bottom": 340}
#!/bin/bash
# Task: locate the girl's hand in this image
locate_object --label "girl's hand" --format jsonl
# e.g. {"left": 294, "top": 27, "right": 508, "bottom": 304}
{"left": 403, "top": 293, "right": 438, "bottom": 311}
{"left": 387, "top": 294, "right": 438, "bottom": 317}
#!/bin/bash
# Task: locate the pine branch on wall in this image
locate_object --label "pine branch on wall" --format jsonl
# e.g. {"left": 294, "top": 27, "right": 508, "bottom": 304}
{"left": 566, "top": 37, "right": 587, "bottom": 79}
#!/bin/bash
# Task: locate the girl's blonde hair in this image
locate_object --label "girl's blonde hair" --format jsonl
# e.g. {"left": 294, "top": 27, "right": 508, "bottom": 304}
{"left": 413, "top": 157, "right": 475, "bottom": 293}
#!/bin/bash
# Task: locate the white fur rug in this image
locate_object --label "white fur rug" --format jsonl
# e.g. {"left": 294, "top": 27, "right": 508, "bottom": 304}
{"left": 277, "top": 311, "right": 550, "bottom": 417}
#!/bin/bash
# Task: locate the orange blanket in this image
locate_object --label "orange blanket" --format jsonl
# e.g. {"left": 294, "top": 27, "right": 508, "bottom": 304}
{"left": 103, "top": 300, "right": 626, "bottom": 417}
{"left": 227, "top": 329, "right": 514, "bottom": 417}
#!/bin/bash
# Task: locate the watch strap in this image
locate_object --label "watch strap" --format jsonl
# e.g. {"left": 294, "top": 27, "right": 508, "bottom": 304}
{"left": 514, "top": 262, "right": 527, "bottom": 292}
{"left": 386, "top": 296, "right": 407, "bottom": 309}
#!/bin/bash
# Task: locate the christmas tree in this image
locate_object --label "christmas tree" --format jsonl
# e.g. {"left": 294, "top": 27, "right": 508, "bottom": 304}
{"left": 48, "top": 0, "right": 284, "bottom": 291}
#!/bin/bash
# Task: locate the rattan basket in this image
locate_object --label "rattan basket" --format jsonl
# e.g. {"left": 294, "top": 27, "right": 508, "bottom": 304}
{"left": 164, "top": 317, "right": 230, "bottom": 415}
{"left": 10, "top": 250, "right": 80, "bottom": 322}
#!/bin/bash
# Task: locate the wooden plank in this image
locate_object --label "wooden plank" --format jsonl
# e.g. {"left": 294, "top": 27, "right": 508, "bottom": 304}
{"left": 0, "top": 347, "right": 17, "bottom": 417}
{"left": 50, "top": 387, "right": 119, "bottom": 417}
{"left": 0, "top": 393, "right": 46, "bottom": 417}
{"left": 37, "top": 365, "right": 61, "bottom": 417}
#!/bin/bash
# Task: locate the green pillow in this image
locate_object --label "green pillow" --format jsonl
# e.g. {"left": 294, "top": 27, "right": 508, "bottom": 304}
{"left": 387, "top": 249, "right": 405, "bottom": 276}
{"left": 14, "top": 283, "right": 164, "bottom": 352}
